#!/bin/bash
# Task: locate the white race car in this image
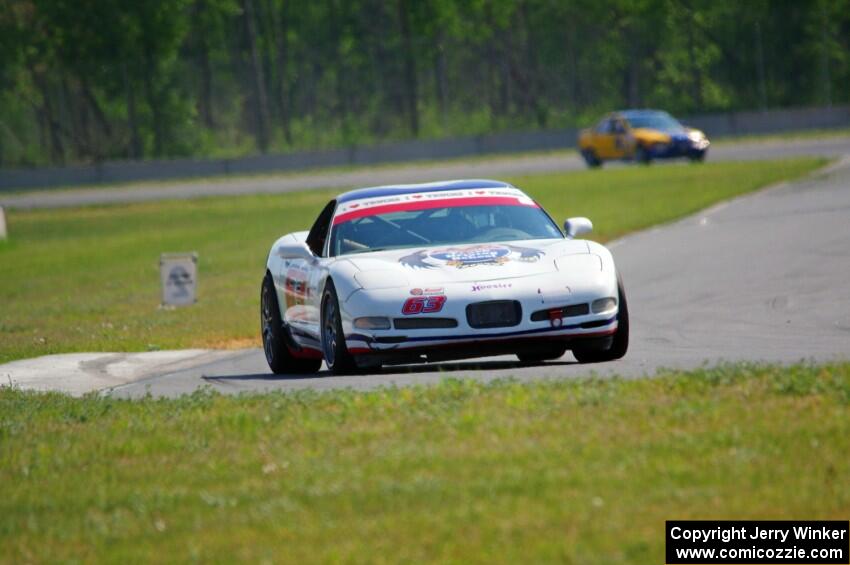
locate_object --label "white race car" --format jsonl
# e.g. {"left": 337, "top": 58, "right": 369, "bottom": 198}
{"left": 261, "top": 180, "right": 628, "bottom": 374}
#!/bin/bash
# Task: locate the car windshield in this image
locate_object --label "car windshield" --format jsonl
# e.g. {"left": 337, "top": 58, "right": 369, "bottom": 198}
{"left": 329, "top": 191, "right": 563, "bottom": 256}
{"left": 625, "top": 112, "right": 683, "bottom": 132}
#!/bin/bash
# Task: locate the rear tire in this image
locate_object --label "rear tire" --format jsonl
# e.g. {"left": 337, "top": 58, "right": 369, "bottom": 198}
{"left": 581, "top": 149, "right": 602, "bottom": 168}
{"left": 572, "top": 275, "right": 629, "bottom": 363}
{"left": 517, "top": 346, "right": 567, "bottom": 364}
{"left": 261, "top": 273, "right": 322, "bottom": 375}
{"left": 321, "top": 280, "right": 358, "bottom": 375}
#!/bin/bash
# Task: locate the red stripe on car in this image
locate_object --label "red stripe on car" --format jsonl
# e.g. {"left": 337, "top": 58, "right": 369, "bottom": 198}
{"left": 332, "top": 196, "right": 537, "bottom": 225}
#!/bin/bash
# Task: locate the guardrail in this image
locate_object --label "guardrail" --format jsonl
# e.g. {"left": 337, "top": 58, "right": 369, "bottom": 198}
{"left": 1, "top": 105, "right": 848, "bottom": 192}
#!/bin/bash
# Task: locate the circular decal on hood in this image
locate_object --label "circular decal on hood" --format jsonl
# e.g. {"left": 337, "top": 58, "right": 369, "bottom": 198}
{"left": 399, "top": 244, "right": 544, "bottom": 269}
{"left": 430, "top": 245, "right": 511, "bottom": 267}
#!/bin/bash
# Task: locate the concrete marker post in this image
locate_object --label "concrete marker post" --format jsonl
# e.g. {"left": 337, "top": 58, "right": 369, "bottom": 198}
{"left": 0, "top": 206, "right": 7, "bottom": 240}
{"left": 160, "top": 252, "right": 198, "bottom": 306}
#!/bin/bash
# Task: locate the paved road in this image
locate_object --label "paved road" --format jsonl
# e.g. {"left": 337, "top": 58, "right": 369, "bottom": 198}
{"left": 3, "top": 136, "right": 850, "bottom": 210}
{"left": 109, "top": 156, "right": 850, "bottom": 398}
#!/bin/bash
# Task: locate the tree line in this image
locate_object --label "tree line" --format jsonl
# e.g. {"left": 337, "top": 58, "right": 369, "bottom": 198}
{"left": 0, "top": 0, "right": 848, "bottom": 167}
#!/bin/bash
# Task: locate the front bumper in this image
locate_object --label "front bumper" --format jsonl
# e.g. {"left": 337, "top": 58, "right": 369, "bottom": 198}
{"left": 648, "top": 137, "right": 709, "bottom": 159}
{"left": 341, "top": 273, "right": 620, "bottom": 360}
{"left": 346, "top": 315, "right": 618, "bottom": 353}
{"left": 349, "top": 324, "right": 618, "bottom": 367}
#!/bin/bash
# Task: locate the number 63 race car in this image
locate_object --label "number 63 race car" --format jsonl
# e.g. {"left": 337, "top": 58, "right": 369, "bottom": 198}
{"left": 260, "top": 179, "right": 629, "bottom": 375}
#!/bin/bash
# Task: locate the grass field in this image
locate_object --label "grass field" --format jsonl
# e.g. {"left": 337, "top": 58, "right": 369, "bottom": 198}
{"left": 1, "top": 362, "right": 848, "bottom": 562}
{"left": 0, "top": 158, "right": 825, "bottom": 364}
{"left": 712, "top": 126, "right": 850, "bottom": 145}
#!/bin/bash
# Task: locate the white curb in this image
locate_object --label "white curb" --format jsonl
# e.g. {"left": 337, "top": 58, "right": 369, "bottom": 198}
{"left": 0, "top": 349, "right": 228, "bottom": 396}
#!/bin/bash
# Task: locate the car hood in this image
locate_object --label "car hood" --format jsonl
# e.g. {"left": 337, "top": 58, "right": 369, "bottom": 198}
{"left": 338, "top": 239, "right": 594, "bottom": 286}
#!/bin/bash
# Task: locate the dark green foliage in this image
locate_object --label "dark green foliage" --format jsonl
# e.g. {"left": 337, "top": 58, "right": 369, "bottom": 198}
{"left": 0, "top": 0, "right": 848, "bottom": 167}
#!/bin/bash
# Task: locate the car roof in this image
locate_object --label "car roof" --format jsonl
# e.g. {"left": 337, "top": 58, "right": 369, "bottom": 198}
{"left": 615, "top": 109, "right": 671, "bottom": 120}
{"left": 337, "top": 179, "right": 516, "bottom": 203}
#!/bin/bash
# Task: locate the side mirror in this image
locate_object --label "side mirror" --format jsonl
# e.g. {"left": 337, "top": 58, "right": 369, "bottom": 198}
{"left": 276, "top": 241, "right": 314, "bottom": 261}
{"left": 564, "top": 217, "right": 593, "bottom": 238}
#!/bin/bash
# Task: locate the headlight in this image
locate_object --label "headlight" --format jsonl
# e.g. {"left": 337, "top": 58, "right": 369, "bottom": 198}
{"left": 591, "top": 297, "right": 617, "bottom": 314}
{"left": 687, "top": 131, "right": 709, "bottom": 149}
{"left": 354, "top": 317, "right": 391, "bottom": 330}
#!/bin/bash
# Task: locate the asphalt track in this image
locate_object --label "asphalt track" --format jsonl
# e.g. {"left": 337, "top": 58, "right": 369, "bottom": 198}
{"left": 108, "top": 155, "right": 850, "bottom": 398}
{"left": 3, "top": 135, "right": 850, "bottom": 209}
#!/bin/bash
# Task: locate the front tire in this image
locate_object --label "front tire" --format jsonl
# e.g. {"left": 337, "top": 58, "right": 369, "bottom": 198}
{"left": 581, "top": 149, "right": 602, "bottom": 168}
{"left": 321, "top": 280, "right": 357, "bottom": 375}
{"left": 572, "top": 275, "right": 630, "bottom": 363}
{"left": 689, "top": 150, "right": 707, "bottom": 162}
{"left": 261, "top": 273, "right": 322, "bottom": 375}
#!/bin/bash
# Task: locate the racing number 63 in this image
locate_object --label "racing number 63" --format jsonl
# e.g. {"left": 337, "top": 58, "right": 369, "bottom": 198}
{"left": 402, "top": 295, "right": 446, "bottom": 315}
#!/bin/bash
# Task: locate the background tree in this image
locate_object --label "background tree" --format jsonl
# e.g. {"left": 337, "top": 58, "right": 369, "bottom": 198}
{"left": 0, "top": 0, "right": 848, "bottom": 167}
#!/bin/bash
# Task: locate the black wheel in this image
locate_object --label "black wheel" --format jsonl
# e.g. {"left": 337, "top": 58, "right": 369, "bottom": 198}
{"left": 635, "top": 145, "right": 652, "bottom": 164}
{"left": 517, "top": 345, "right": 567, "bottom": 364}
{"left": 261, "top": 272, "right": 321, "bottom": 375}
{"left": 689, "top": 150, "right": 707, "bottom": 162}
{"left": 321, "top": 280, "right": 357, "bottom": 375}
{"left": 581, "top": 149, "right": 602, "bottom": 168}
{"left": 572, "top": 275, "right": 630, "bottom": 363}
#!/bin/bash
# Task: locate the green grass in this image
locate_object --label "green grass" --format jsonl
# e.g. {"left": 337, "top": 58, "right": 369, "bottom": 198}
{"left": 0, "top": 158, "right": 825, "bottom": 363}
{"left": 713, "top": 126, "right": 850, "bottom": 145}
{"left": 1, "top": 362, "right": 849, "bottom": 562}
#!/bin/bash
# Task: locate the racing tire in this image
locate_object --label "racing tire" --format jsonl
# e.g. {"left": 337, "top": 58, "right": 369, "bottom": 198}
{"left": 517, "top": 346, "right": 567, "bottom": 364}
{"left": 572, "top": 275, "right": 629, "bottom": 364}
{"left": 635, "top": 145, "right": 652, "bottom": 164}
{"left": 321, "top": 280, "right": 358, "bottom": 375}
{"left": 688, "top": 150, "right": 707, "bottom": 163}
{"left": 261, "top": 273, "right": 322, "bottom": 375}
{"left": 581, "top": 149, "right": 602, "bottom": 168}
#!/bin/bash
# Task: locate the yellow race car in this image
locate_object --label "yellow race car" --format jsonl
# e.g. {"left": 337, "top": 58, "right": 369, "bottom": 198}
{"left": 578, "top": 109, "right": 709, "bottom": 168}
